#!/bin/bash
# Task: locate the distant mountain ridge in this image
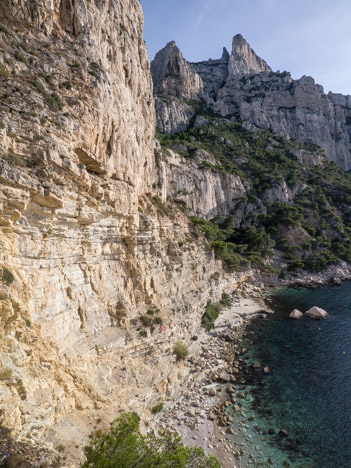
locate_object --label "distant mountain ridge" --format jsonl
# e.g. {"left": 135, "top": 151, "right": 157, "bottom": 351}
{"left": 151, "top": 34, "right": 351, "bottom": 170}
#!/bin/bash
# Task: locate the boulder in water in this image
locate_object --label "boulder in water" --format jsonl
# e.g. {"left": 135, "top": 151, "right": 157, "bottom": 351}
{"left": 289, "top": 309, "right": 303, "bottom": 320}
{"left": 305, "top": 306, "right": 329, "bottom": 320}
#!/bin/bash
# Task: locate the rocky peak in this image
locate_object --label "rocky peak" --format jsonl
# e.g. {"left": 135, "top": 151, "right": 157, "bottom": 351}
{"left": 228, "top": 33, "right": 272, "bottom": 75}
{"left": 151, "top": 41, "right": 204, "bottom": 100}
{"left": 221, "top": 47, "right": 230, "bottom": 63}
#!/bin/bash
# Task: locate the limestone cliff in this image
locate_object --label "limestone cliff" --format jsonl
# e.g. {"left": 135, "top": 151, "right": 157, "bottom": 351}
{"left": 153, "top": 35, "right": 351, "bottom": 169}
{"left": 2, "top": 5, "right": 351, "bottom": 465}
{"left": 151, "top": 41, "right": 205, "bottom": 136}
{"left": 0, "top": 1, "right": 246, "bottom": 464}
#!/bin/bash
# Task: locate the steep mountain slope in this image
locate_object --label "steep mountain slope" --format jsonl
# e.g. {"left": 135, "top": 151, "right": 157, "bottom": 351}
{"left": 0, "top": 2, "right": 246, "bottom": 464}
{"left": 152, "top": 35, "right": 351, "bottom": 170}
{"left": 153, "top": 37, "right": 351, "bottom": 276}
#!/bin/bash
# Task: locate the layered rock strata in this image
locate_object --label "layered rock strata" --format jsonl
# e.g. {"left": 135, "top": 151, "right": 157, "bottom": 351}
{"left": 0, "top": 0, "right": 249, "bottom": 463}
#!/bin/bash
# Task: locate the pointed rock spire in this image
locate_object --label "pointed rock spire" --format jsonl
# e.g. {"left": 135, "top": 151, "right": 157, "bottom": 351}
{"left": 221, "top": 47, "right": 230, "bottom": 63}
{"left": 228, "top": 34, "right": 271, "bottom": 75}
{"left": 151, "top": 41, "right": 204, "bottom": 100}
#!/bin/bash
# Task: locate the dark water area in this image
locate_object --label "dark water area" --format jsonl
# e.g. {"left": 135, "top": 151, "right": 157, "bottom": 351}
{"left": 240, "top": 282, "right": 351, "bottom": 467}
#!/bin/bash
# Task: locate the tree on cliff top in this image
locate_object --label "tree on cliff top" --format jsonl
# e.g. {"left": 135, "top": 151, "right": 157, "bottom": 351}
{"left": 81, "top": 412, "right": 220, "bottom": 468}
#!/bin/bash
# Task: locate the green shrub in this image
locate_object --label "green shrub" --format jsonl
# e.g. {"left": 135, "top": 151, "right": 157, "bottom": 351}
{"left": 151, "top": 402, "right": 164, "bottom": 414}
{"left": 14, "top": 51, "right": 27, "bottom": 64}
{"left": 152, "top": 196, "right": 169, "bottom": 217}
{"left": 18, "top": 42, "right": 29, "bottom": 53}
{"left": 2, "top": 267, "right": 14, "bottom": 286}
{"left": 4, "top": 153, "right": 25, "bottom": 166}
{"left": 154, "top": 317, "right": 163, "bottom": 325}
{"left": 0, "top": 121, "right": 5, "bottom": 129}
{"left": 81, "top": 412, "right": 220, "bottom": 467}
{"left": 72, "top": 61, "right": 82, "bottom": 69}
{"left": 47, "top": 92, "right": 63, "bottom": 111}
{"left": 173, "top": 341, "right": 188, "bottom": 361}
{"left": 31, "top": 78, "right": 45, "bottom": 93}
{"left": 140, "top": 315, "right": 152, "bottom": 327}
{"left": 88, "top": 62, "right": 103, "bottom": 79}
{"left": 146, "top": 309, "right": 154, "bottom": 315}
{"left": 202, "top": 304, "right": 220, "bottom": 331}
{"left": 0, "top": 63, "right": 8, "bottom": 76}
{"left": 220, "top": 292, "right": 231, "bottom": 307}
{"left": 211, "top": 241, "right": 241, "bottom": 271}
{"left": 288, "top": 260, "right": 305, "bottom": 271}
{"left": 0, "top": 22, "right": 10, "bottom": 34}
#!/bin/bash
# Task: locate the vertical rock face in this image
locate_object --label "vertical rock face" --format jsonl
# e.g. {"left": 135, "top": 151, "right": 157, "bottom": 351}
{"left": 216, "top": 73, "right": 351, "bottom": 169}
{"left": 155, "top": 97, "right": 196, "bottom": 134}
{"left": 0, "top": 0, "right": 244, "bottom": 460}
{"left": 228, "top": 34, "right": 271, "bottom": 76}
{"left": 2, "top": 0, "right": 156, "bottom": 190}
{"left": 151, "top": 41, "right": 205, "bottom": 134}
{"left": 151, "top": 41, "right": 205, "bottom": 100}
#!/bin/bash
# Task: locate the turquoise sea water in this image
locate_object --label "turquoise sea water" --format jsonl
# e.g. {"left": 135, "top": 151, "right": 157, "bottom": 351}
{"left": 231, "top": 282, "right": 351, "bottom": 467}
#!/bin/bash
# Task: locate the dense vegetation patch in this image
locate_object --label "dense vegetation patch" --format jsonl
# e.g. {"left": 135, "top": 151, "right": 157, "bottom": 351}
{"left": 82, "top": 412, "right": 220, "bottom": 467}
{"left": 157, "top": 107, "right": 351, "bottom": 274}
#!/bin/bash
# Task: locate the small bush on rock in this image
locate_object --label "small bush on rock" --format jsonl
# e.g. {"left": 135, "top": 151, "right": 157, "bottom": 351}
{"left": 2, "top": 267, "right": 14, "bottom": 286}
{"left": 202, "top": 304, "right": 220, "bottom": 331}
{"left": 173, "top": 341, "right": 188, "bottom": 361}
{"left": 151, "top": 402, "right": 164, "bottom": 414}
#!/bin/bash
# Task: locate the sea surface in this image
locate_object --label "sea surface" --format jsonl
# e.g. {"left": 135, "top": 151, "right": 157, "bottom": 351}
{"left": 228, "top": 282, "right": 351, "bottom": 468}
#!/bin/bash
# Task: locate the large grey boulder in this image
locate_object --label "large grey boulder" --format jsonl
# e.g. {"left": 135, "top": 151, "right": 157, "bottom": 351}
{"left": 289, "top": 309, "right": 303, "bottom": 320}
{"left": 305, "top": 306, "right": 329, "bottom": 320}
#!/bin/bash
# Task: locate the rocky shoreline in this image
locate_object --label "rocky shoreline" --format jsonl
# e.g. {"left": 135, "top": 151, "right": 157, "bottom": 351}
{"left": 157, "top": 267, "right": 351, "bottom": 467}
{"left": 157, "top": 288, "right": 271, "bottom": 468}
{"left": 282, "top": 262, "right": 351, "bottom": 289}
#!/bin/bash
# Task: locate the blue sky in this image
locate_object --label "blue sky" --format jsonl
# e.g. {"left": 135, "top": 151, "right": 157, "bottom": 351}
{"left": 142, "top": 0, "right": 351, "bottom": 95}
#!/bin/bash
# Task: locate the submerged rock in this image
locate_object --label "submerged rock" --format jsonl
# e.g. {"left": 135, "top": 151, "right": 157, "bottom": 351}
{"left": 305, "top": 306, "right": 329, "bottom": 320}
{"left": 289, "top": 309, "right": 303, "bottom": 320}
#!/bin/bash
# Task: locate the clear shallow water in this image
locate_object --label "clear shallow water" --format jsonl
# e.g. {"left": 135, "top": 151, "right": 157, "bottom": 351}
{"left": 235, "top": 283, "right": 351, "bottom": 467}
